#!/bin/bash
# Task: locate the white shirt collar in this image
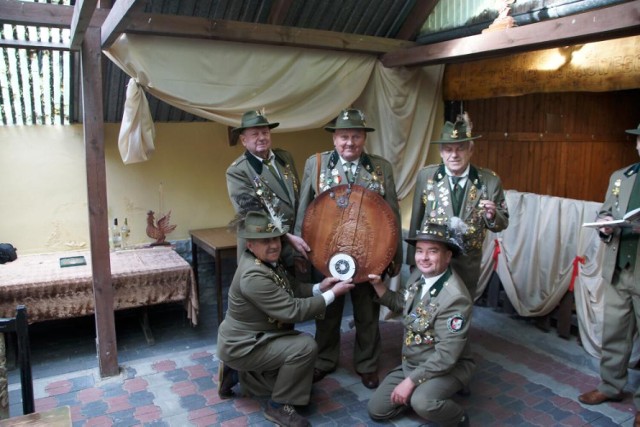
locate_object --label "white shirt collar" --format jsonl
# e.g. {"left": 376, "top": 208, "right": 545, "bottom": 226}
{"left": 420, "top": 271, "right": 447, "bottom": 299}
{"left": 251, "top": 150, "right": 274, "bottom": 163}
{"left": 444, "top": 164, "right": 470, "bottom": 179}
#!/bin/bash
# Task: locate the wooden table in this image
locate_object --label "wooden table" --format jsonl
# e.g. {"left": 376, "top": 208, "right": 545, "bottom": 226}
{"left": 0, "top": 406, "right": 71, "bottom": 426}
{"left": 189, "top": 228, "right": 237, "bottom": 325}
{"left": 0, "top": 247, "right": 198, "bottom": 327}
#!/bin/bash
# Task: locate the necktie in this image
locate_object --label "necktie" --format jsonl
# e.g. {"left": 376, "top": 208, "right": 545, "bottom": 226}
{"left": 264, "top": 158, "right": 288, "bottom": 192}
{"left": 410, "top": 278, "right": 425, "bottom": 311}
{"left": 345, "top": 162, "right": 355, "bottom": 184}
{"left": 451, "top": 176, "right": 464, "bottom": 215}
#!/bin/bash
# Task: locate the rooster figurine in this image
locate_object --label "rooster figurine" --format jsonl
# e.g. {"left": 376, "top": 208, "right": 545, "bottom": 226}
{"left": 146, "top": 210, "right": 177, "bottom": 246}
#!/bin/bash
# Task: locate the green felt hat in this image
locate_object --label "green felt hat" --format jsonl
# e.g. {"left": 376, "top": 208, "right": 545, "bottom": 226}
{"left": 433, "top": 113, "right": 481, "bottom": 144}
{"left": 626, "top": 123, "right": 640, "bottom": 136}
{"left": 233, "top": 110, "right": 279, "bottom": 133}
{"left": 325, "top": 108, "right": 375, "bottom": 132}
{"left": 405, "top": 222, "right": 462, "bottom": 257}
{"left": 237, "top": 211, "right": 288, "bottom": 239}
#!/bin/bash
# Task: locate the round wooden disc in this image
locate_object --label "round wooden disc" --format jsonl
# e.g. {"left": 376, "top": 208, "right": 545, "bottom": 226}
{"left": 301, "top": 184, "right": 398, "bottom": 283}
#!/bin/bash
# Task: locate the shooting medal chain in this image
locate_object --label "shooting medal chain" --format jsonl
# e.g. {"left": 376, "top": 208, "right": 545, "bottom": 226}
{"left": 331, "top": 162, "right": 361, "bottom": 209}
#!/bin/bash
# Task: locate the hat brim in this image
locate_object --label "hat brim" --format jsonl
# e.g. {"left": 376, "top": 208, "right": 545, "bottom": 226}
{"left": 324, "top": 126, "right": 375, "bottom": 133}
{"left": 232, "top": 122, "right": 279, "bottom": 134}
{"left": 404, "top": 236, "right": 462, "bottom": 257}
{"left": 238, "top": 225, "right": 289, "bottom": 239}
{"left": 434, "top": 135, "right": 482, "bottom": 144}
{"left": 626, "top": 128, "right": 640, "bottom": 136}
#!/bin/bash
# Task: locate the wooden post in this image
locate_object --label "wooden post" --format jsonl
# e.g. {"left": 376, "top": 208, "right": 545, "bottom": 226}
{"left": 81, "top": 27, "right": 119, "bottom": 377}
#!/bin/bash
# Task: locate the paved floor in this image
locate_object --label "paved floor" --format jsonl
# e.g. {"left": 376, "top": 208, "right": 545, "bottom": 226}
{"left": 5, "top": 262, "right": 640, "bottom": 426}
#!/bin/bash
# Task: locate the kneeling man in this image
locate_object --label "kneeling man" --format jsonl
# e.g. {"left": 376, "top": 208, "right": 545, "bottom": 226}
{"left": 217, "top": 211, "right": 353, "bottom": 427}
{"left": 367, "top": 222, "right": 475, "bottom": 427}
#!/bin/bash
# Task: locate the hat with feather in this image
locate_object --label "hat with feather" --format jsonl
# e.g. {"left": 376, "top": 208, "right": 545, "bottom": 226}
{"left": 232, "top": 109, "right": 279, "bottom": 134}
{"left": 405, "top": 219, "right": 465, "bottom": 257}
{"left": 229, "top": 194, "right": 288, "bottom": 239}
{"left": 433, "top": 112, "right": 481, "bottom": 144}
{"left": 325, "top": 108, "right": 375, "bottom": 132}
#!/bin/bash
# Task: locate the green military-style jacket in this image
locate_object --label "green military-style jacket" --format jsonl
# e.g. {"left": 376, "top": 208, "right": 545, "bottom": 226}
{"left": 294, "top": 150, "right": 403, "bottom": 274}
{"left": 226, "top": 148, "right": 300, "bottom": 265}
{"left": 599, "top": 163, "right": 640, "bottom": 284}
{"left": 217, "top": 250, "right": 325, "bottom": 362}
{"left": 377, "top": 267, "right": 475, "bottom": 387}
{"left": 407, "top": 163, "right": 509, "bottom": 297}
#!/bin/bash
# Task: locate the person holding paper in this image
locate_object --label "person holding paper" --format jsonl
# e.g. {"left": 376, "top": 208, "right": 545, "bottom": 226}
{"left": 578, "top": 123, "right": 640, "bottom": 425}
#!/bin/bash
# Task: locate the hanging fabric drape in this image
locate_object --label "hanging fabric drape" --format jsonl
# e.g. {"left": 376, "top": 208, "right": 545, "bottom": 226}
{"left": 105, "top": 34, "right": 443, "bottom": 199}
{"left": 478, "top": 190, "right": 640, "bottom": 361}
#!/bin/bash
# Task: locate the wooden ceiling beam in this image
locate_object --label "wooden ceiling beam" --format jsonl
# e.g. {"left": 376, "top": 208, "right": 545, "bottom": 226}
{"left": 70, "top": 0, "right": 99, "bottom": 50}
{"left": 395, "top": 0, "right": 438, "bottom": 41}
{"left": 124, "top": 14, "right": 416, "bottom": 54}
{"left": 101, "top": 0, "right": 147, "bottom": 49}
{"left": 0, "top": 0, "right": 108, "bottom": 29}
{"left": 382, "top": 1, "right": 640, "bottom": 67}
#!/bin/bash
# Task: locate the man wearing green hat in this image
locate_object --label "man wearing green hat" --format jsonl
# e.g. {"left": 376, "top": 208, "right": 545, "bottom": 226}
{"left": 293, "top": 108, "right": 403, "bottom": 389}
{"left": 578, "top": 124, "right": 640, "bottom": 425}
{"left": 217, "top": 211, "right": 354, "bottom": 427}
{"left": 226, "top": 109, "right": 304, "bottom": 271}
{"left": 407, "top": 112, "right": 509, "bottom": 300}
{"left": 367, "top": 221, "right": 473, "bottom": 427}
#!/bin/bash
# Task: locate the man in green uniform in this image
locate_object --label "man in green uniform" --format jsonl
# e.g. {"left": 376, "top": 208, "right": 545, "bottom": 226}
{"left": 367, "top": 221, "right": 474, "bottom": 426}
{"left": 292, "top": 108, "right": 402, "bottom": 389}
{"left": 407, "top": 113, "right": 509, "bottom": 300}
{"left": 578, "top": 124, "right": 640, "bottom": 427}
{"left": 226, "top": 110, "right": 305, "bottom": 270}
{"left": 217, "top": 211, "right": 354, "bottom": 427}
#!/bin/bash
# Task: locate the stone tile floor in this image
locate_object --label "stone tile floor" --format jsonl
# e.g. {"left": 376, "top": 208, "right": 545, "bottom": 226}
{"left": 7, "top": 303, "right": 640, "bottom": 426}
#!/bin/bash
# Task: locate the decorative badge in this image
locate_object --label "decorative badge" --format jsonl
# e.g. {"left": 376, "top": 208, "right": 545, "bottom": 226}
{"left": 328, "top": 253, "right": 356, "bottom": 280}
{"left": 447, "top": 314, "right": 465, "bottom": 332}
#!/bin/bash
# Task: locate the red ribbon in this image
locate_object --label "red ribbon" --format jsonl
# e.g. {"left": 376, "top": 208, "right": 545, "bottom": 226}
{"left": 492, "top": 239, "right": 501, "bottom": 271}
{"left": 569, "top": 256, "right": 585, "bottom": 292}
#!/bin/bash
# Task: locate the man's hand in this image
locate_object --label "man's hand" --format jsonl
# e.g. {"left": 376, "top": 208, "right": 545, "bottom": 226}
{"left": 390, "top": 377, "right": 416, "bottom": 406}
{"left": 598, "top": 215, "right": 615, "bottom": 236}
{"left": 367, "top": 274, "right": 388, "bottom": 298}
{"left": 286, "top": 233, "right": 310, "bottom": 259}
{"left": 479, "top": 199, "right": 497, "bottom": 220}
{"left": 319, "top": 277, "right": 354, "bottom": 296}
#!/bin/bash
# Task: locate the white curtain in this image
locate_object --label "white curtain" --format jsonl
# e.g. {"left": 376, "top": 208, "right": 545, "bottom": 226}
{"left": 478, "top": 190, "right": 640, "bottom": 361}
{"left": 104, "top": 34, "right": 443, "bottom": 199}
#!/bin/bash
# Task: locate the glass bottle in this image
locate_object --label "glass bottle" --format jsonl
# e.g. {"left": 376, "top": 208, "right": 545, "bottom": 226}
{"left": 121, "top": 218, "right": 130, "bottom": 249}
{"left": 111, "top": 218, "right": 122, "bottom": 250}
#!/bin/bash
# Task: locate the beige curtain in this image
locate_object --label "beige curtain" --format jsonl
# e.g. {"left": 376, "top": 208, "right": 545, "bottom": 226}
{"left": 356, "top": 64, "right": 444, "bottom": 199}
{"left": 104, "top": 34, "right": 443, "bottom": 198}
{"left": 478, "top": 190, "right": 640, "bottom": 361}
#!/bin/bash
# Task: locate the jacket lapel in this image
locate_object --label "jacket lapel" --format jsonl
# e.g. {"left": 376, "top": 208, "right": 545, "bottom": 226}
{"left": 245, "top": 151, "right": 292, "bottom": 206}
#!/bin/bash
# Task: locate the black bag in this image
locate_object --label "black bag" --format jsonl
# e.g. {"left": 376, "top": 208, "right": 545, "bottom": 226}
{"left": 0, "top": 243, "right": 17, "bottom": 264}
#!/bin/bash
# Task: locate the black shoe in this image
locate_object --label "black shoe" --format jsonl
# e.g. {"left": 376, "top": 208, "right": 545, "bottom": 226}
{"left": 312, "top": 368, "right": 333, "bottom": 383}
{"left": 457, "top": 384, "right": 471, "bottom": 396}
{"left": 218, "top": 361, "right": 238, "bottom": 399}
{"left": 357, "top": 371, "right": 379, "bottom": 389}
{"left": 264, "top": 402, "right": 310, "bottom": 427}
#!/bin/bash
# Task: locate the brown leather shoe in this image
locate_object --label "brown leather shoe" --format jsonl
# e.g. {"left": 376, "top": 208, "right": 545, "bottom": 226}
{"left": 578, "top": 389, "right": 623, "bottom": 405}
{"left": 357, "top": 371, "right": 379, "bottom": 389}
{"left": 635, "top": 412, "right": 640, "bottom": 427}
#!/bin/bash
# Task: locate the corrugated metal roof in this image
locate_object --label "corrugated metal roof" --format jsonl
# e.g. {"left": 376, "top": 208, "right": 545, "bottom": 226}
{"left": 2, "top": 0, "right": 633, "bottom": 126}
{"left": 1, "top": 9, "right": 72, "bottom": 125}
